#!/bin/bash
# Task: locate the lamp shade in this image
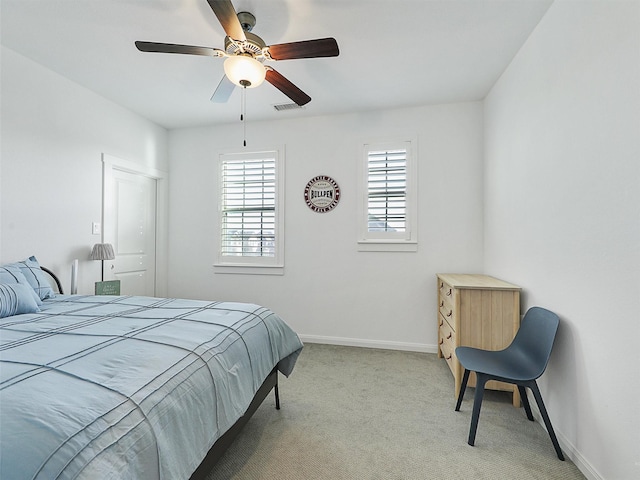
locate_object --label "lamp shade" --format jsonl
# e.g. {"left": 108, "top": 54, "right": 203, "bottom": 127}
{"left": 224, "top": 55, "right": 266, "bottom": 88}
{"left": 90, "top": 243, "right": 115, "bottom": 261}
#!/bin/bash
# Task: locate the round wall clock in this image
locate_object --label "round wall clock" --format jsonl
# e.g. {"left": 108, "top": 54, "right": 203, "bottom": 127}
{"left": 304, "top": 175, "right": 341, "bottom": 213}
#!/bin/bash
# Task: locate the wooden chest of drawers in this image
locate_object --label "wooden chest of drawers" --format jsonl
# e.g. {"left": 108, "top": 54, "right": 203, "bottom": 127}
{"left": 436, "top": 273, "right": 522, "bottom": 407}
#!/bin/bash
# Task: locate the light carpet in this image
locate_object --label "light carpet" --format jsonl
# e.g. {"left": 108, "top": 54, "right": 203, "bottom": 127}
{"left": 206, "top": 343, "right": 585, "bottom": 479}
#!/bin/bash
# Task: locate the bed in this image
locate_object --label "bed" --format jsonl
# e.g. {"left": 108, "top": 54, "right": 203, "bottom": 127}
{"left": 0, "top": 257, "right": 303, "bottom": 479}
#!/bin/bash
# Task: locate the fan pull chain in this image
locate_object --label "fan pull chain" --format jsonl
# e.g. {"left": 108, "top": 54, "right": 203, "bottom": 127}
{"left": 241, "top": 86, "right": 247, "bottom": 147}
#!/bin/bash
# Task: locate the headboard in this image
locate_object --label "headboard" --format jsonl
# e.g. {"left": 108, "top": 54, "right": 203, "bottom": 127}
{"left": 41, "top": 266, "right": 64, "bottom": 294}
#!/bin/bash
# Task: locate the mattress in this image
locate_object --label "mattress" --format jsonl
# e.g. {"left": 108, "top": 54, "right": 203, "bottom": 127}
{"left": 0, "top": 294, "right": 303, "bottom": 479}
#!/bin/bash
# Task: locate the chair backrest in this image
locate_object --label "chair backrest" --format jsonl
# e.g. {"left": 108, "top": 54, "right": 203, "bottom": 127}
{"left": 511, "top": 306, "right": 560, "bottom": 379}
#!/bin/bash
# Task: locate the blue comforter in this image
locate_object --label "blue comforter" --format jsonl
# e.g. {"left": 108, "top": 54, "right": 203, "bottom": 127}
{"left": 0, "top": 295, "right": 303, "bottom": 479}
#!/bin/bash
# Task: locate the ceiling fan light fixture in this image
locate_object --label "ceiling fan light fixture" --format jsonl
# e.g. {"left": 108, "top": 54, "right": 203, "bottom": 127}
{"left": 135, "top": 2, "right": 340, "bottom": 107}
{"left": 224, "top": 55, "right": 265, "bottom": 88}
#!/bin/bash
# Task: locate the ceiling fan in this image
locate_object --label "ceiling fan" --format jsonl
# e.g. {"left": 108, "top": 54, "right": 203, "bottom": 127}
{"left": 135, "top": 0, "right": 339, "bottom": 106}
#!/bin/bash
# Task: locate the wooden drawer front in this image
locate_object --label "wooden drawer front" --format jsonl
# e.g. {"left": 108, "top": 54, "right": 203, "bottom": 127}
{"left": 438, "top": 282, "right": 456, "bottom": 329}
{"left": 439, "top": 301, "right": 455, "bottom": 329}
{"left": 439, "top": 315, "right": 456, "bottom": 373}
{"left": 439, "top": 280, "right": 455, "bottom": 305}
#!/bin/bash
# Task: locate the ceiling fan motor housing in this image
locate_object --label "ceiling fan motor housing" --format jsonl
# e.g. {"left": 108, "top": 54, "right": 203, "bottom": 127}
{"left": 224, "top": 31, "right": 265, "bottom": 58}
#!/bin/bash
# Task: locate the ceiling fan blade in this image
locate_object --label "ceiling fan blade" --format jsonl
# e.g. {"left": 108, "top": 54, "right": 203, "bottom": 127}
{"left": 211, "top": 75, "right": 236, "bottom": 103}
{"left": 267, "top": 38, "right": 339, "bottom": 60}
{"left": 135, "top": 41, "right": 224, "bottom": 57}
{"left": 265, "top": 68, "right": 311, "bottom": 106}
{"left": 207, "top": 0, "right": 246, "bottom": 42}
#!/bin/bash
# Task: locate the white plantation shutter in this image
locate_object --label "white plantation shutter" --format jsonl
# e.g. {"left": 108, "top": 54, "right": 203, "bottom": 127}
{"left": 221, "top": 157, "right": 275, "bottom": 256}
{"left": 217, "top": 150, "right": 284, "bottom": 270}
{"left": 367, "top": 148, "right": 407, "bottom": 233}
{"left": 359, "top": 140, "right": 417, "bottom": 251}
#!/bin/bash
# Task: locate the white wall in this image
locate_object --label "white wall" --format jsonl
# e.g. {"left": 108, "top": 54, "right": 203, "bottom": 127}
{"left": 168, "top": 102, "right": 484, "bottom": 350}
{"left": 0, "top": 46, "right": 169, "bottom": 294}
{"left": 3, "top": 3, "right": 637, "bottom": 477}
{"left": 484, "top": 1, "right": 640, "bottom": 479}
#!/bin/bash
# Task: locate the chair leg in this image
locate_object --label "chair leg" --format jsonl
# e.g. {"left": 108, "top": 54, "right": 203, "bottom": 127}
{"left": 274, "top": 382, "right": 280, "bottom": 410}
{"left": 468, "top": 373, "right": 487, "bottom": 446}
{"left": 518, "top": 385, "right": 534, "bottom": 421}
{"left": 455, "top": 369, "right": 470, "bottom": 411}
{"left": 529, "top": 381, "right": 565, "bottom": 461}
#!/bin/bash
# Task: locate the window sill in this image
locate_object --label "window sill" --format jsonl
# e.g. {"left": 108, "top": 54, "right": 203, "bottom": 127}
{"left": 213, "top": 264, "right": 284, "bottom": 275}
{"left": 357, "top": 241, "right": 418, "bottom": 252}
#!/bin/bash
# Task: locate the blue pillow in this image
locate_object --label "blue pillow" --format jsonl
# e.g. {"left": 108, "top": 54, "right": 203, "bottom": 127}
{"left": 0, "top": 283, "right": 41, "bottom": 318}
{"left": 0, "top": 265, "right": 43, "bottom": 305}
{"left": 7, "top": 256, "right": 55, "bottom": 301}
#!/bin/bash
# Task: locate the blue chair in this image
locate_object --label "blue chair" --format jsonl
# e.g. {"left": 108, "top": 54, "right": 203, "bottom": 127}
{"left": 454, "top": 306, "right": 565, "bottom": 460}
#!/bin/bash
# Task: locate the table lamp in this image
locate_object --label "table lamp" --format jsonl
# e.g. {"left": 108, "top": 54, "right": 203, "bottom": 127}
{"left": 90, "top": 243, "right": 115, "bottom": 282}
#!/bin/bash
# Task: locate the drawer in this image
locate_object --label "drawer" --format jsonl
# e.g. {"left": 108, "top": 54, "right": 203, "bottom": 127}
{"left": 439, "top": 316, "right": 456, "bottom": 373}
{"left": 439, "top": 280, "right": 455, "bottom": 309}
{"left": 439, "top": 301, "right": 455, "bottom": 330}
{"left": 438, "top": 279, "right": 454, "bottom": 300}
{"left": 439, "top": 315, "right": 455, "bottom": 345}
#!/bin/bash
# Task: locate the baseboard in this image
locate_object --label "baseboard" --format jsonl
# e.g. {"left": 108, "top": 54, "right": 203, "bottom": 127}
{"left": 528, "top": 397, "right": 604, "bottom": 480}
{"left": 556, "top": 430, "right": 603, "bottom": 480}
{"left": 298, "top": 334, "right": 438, "bottom": 354}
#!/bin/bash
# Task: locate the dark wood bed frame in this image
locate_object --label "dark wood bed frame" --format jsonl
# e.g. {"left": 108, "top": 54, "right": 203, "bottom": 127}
{"left": 42, "top": 267, "right": 281, "bottom": 478}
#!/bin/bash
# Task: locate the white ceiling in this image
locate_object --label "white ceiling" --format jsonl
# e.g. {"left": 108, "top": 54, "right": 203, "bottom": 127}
{"left": 1, "top": 0, "right": 553, "bottom": 130}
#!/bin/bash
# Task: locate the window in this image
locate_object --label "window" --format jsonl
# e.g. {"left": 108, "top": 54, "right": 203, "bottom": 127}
{"left": 358, "top": 140, "right": 417, "bottom": 251}
{"left": 215, "top": 149, "right": 284, "bottom": 273}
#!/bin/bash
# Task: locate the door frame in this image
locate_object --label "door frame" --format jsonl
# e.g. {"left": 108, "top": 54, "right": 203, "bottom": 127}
{"left": 102, "top": 153, "right": 168, "bottom": 297}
